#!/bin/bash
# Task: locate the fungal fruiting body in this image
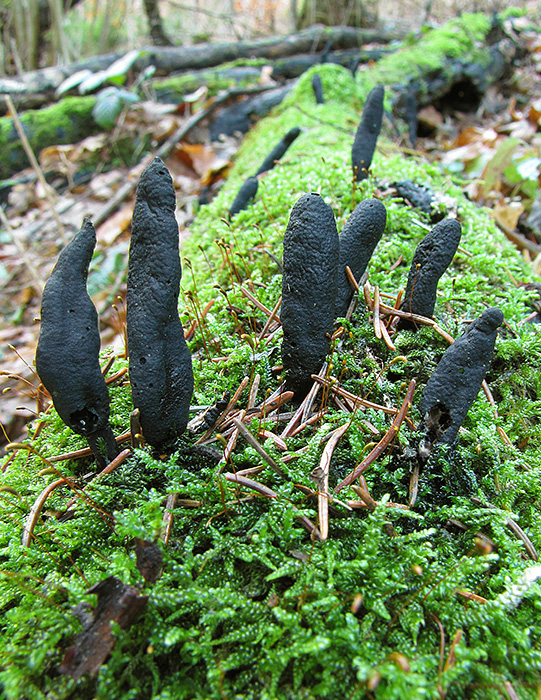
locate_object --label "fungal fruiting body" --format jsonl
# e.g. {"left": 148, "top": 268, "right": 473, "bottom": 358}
{"left": 35, "top": 217, "right": 116, "bottom": 466}
{"left": 228, "top": 176, "right": 259, "bottom": 218}
{"left": 311, "top": 73, "right": 325, "bottom": 104}
{"left": 394, "top": 180, "right": 435, "bottom": 217}
{"left": 255, "top": 127, "right": 301, "bottom": 176}
{"left": 399, "top": 218, "right": 462, "bottom": 328}
{"left": 281, "top": 193, "right": 339, "bottom": 396}
{"left": 418, "top": 307, "right": 504, "bottom": 451}
{"left": 336, "top": 198, "right": 387, "bottom": 317}
{"left": 351, "top": 84, "right": 384, "bottom": 182}
{"left": 127, "top": 157, "right": 194, "bottom": 452}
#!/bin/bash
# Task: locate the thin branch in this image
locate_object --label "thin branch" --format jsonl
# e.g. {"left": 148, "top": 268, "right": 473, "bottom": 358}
{"left": 5, "top": 94, "right": 66, "bottom": 243}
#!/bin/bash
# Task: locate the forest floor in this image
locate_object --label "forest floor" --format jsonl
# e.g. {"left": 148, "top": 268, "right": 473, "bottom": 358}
{"left": 0, "top": 10, "right": 540, "bottom": 451}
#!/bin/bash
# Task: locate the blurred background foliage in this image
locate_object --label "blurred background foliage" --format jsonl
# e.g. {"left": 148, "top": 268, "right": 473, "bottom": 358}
{"left": 0, "top": 0, "right": 520, "bottom": 75}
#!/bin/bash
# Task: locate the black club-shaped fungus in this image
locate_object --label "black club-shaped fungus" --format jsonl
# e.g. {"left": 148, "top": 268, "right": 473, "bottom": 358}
{"left": 394, "top": 180, "right": 435, "bottom": 216}
{"left": 351, "top": 84, "right": 384, "bottom": 182}
{"left": 35, "top": 217, "right": 116, "bottom": 466}
{"left": 228, "top": 176, "right": 259, "bottom": 218}
{"left": 311, "top": 73, "right": 325, "bottom": 104}
{"left": 281, "top": 193, "right": 339, "bottom": 396}
{"left": 336, "top": 198, "right": 387, "bottom": 317}
{"left": 255, "top": 127, "right": 301, "bottom": 176}
{"left": 399, "top": 218, "right": 461, "bottom": 328}
{"left": 418, "top": 307, "right": 504, "bottom": 449}
{"left": 127, "top": 157, "right": 194, "bottom": 452}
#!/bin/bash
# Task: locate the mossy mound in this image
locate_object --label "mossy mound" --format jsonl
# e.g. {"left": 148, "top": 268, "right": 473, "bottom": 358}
{"left": 2, "top": 16, "right": 541, "bottom": 700}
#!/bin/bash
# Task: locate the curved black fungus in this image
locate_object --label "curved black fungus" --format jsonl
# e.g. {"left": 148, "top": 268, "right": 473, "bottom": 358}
{"left": 36, "top": 217, "right": 116, "bottom": 467}
{"left": 127, "top": 156, "right": 194, "bottom": 452}
{"left": 398, "top": 218, "right": 462, "bottom": 329}
{"left": 418, "top": 307, "right": 504, "bottom": 451}
{"left": 281, "top": 193, "right": 339, "bottom": 396}
{"left": 394, "top": 181, "right": 435, "bottom": 216}
{"left": 351, "top": 84, "right": 384, "bottom": 182}
{"left": 311, "top": 73, "right": 325, "bottom": 104}
{"left": 255, "top": 126, "right": 301, "bottom": 176}
{"left": 228, "top": 176, "right": 259, "bottom": 218}
{"left": 336, "top": 198, "right": 387, "bottom": 318}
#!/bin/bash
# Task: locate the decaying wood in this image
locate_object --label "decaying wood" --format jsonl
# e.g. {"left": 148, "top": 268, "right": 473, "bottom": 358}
{"left": 0, "top": 24, "right": 403, "bottom": 113}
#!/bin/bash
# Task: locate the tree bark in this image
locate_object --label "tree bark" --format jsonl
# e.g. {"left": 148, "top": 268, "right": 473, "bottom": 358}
{"left": 142, "top": 0, "right": 174, "bottom": 46}
{"left": 296, "top": 0, "right": 379, "bottom": 30}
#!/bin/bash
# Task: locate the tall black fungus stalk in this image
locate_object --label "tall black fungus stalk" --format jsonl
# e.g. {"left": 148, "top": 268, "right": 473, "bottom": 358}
{"left": 228, "top": 177, "right": 258, "bottom": 218}
{"left": 281, "top": 193, "right": 339, "bottom": 396}
{"left": 35, "top": 218, "right": 117, "bottom": 468}
{"left": 351, "top": 84, "right": 384, "bottom": 182}
{"left": 127, "top": 157, "right": 194, "bottom": 452}
{"left": 399, "top": 218, "right": 462, "bottom": 328}
{"left": 336, "top": 198, "right": 387, "bottom": 317}
{"left": 418, "top": 307, "right": 504, "bottom": 453}
{"left": 255, "top": 127, "right": 301, "bottom": 177}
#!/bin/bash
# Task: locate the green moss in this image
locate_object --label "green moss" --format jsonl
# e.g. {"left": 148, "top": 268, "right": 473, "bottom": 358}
{"left": 152, "top": 60, "right": 269, "bottom": 101}
{"left": 355, "top": 14, "right": 493, "bottom": 101}
{"left": 2, "top": 13, "right": 541, "bottom": 700}
{"left": 0, "top": 96, "right": 99, "bottom": 179}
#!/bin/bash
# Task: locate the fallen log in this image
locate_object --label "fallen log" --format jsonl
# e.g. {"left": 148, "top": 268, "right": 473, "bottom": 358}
{"left": 0, "top": 15, "right": 519, "bottom": 180}
{"left": 0, "top": 24, "right": 403, "bottom": 114}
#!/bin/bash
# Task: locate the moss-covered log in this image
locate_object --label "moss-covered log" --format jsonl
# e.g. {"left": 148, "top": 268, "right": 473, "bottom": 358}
{"left": 0, "top": 13, "right": 517, "bottom": 179}
{"left": 1, "top": 13, "right": 540, "bottom": 700}
{"left": 0, "top": 96, "right": 98, "bottom": 180}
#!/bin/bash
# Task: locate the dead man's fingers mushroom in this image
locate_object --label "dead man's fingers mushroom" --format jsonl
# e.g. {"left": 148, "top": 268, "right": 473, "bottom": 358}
{"left": 35, "top": 217, "right": 117, "bottom": 467}
{"left": 418, "top": 307, "right": 504, "bottom": 454}
{"left": 399, "top": 218, "right": 462, "bottom": 329}
{"left": 336, "top": 198, "right": 387, "bottom": 318}
{"left": 281, "top": 192, "right": 339, "bottom": 396}
{"left": 352, "top": 84, "right": 384, "bottom": 182}
{"left": 127, "top": 157, "right": 194, "bottom": 453}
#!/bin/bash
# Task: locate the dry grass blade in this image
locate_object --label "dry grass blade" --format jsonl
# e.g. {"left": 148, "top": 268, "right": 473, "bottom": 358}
{"left": 482, "top": 379, "right": 513, "bottom": 447}
{"left": 0, "top": 207, "right": 44, "bottom": 295}
{"left": 378, "top": 301, "right": 436, "bottom": 326}
{"left": 22, "top": 477, "right": 69, "bottom": 547}
{"left": 224, "top": 473, "right": 278, "bottom": 498}
{"left": 62, "top": 448, "right": 132, "bottom": 512}
{"left": 239, "top": 286, "right": 275, "bottom": 317}
{"left": 218, "top": 409, "right": 246, "bottom": 474}
{"left": 49, "top": 431, "right": 131, "bottom": 462}
{"left": 231, "top": 418, "right": 286, "bottom": 478}
{"left": 373, "top": 285, "right": 382, "bottom": 339}
{"left": 196, "top": 376, "right": 249, "bottom": 443}
{"left": 350, "top": 482, "right": 377, "bottom": 510}
{"left": 471, "top": 497, "right": 539, "bottom": 562}
{"left": 312, "top": 375, "right": 414, "bottom": 427}
{"left": 380, "top": 316, "right": 396, "bottom": 351}
{"left": 257, "top": 295, "right": 282, "bottom": 341}
{"left": 248, "top": 374, "right": 261, "bottom": 409}
{"left": 161, "top": 493, "right": 177, "bottom": 545}
{"left": 258, "top": 430, "right": 288, "bottom": 450}
{"left": 345, "top": 265, "right": 361, "bottom": 294}
{"left": 5, "top": 94, "right": 66, "bottom": 243}
{"left": 224, "top": 472, "right": 322, "bottom": 540}
{"left": 335, "top": 379, "right": 416, "bottom": 492}
{"left": 312, "top": 423, "right": 349, "bottom": 540}
{"left": 281, "top": 364, "right": 326, "bottom": 438}
{"left": 409, "top": 463, "right": 420, "bottom": 507}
